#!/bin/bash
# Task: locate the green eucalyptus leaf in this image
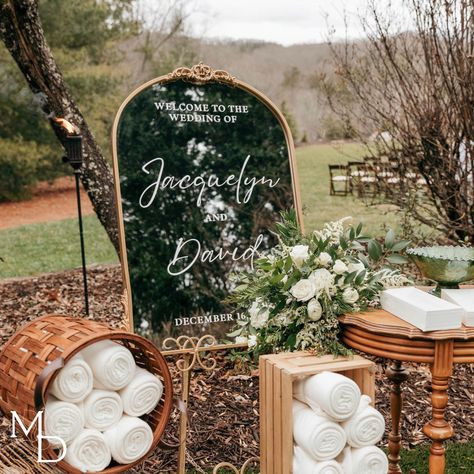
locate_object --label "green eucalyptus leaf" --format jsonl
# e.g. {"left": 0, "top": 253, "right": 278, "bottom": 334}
{"left": 392, "top": 240, "right": 411, "bottom": 252}
{"left": 357, "top": 254, "right": 370, "bottom": 267}
{"left": 270, "top": 273, "right": 285, "bottom": 284}
{"left": 344, "top": 271, "right": 358, "bottom": 284}
{"left": 355, "top": 270, "right": 366, "bottom": 285}
{"left": 368, "top": 239, "right": 383, "bottom": 261}
{"left": 385, "top": 229, "right": 395, "bottom": 249}
{"left": 386, "top": 254, "right": 409, "bottom": 264}
{"left": 227, "top": 328, "right": 243, "bottom": 337}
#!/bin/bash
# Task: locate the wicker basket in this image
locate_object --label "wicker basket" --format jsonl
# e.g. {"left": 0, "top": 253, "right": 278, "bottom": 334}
{"left": 0, "top": 314, "right": 174, "bottom": 474}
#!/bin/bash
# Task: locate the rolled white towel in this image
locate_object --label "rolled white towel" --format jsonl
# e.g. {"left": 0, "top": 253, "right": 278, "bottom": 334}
{"left": 104, "top": 415, "right": 153, "bottom": 464}
{"left": 336, "top": 446, "right": 352, "bottom": 474}
{"left": 293, "top": 445, "right": 344, "bottom": 474}
{"left": 339, "top": 446, "right": 388, "bottom": 474}
{"left": 293, "top": 400, "right": 346, "bottom": 462}
{"left": 44, "top": 396, "right": 84, "bottom": 448}
{"left": 64, "top": 429, "right": 111, "bottom": 473}
{"left": 341, "top": 395, "right": 385, "bottom": 448}
{"left": 119, "top": 367, "right": 164, "bottom": 416}
{"left": 82, "top": 389, "right": 123, "bottom": 431}
{"left": 293, "top": 371, "right": 361, "bottom": 421}
{"left": 80, "top": 340, "right": 136, "bottom": 390}
{"left": 49, "top": 354, "right": 93, "bottom": 403}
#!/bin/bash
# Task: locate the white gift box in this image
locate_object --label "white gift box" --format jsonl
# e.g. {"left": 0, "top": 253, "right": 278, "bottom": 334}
{"left": 441, "top": 289, "right": 474, "bottom": 326}
{"left": 380, "top": 287, "right": 463, "bottom": 331}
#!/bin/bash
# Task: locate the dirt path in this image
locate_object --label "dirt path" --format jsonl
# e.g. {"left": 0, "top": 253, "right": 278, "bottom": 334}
{"left": 0, "top": 177, "right": 94, "bottom": 229}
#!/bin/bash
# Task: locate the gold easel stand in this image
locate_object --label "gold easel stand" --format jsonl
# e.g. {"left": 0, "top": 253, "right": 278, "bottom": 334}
{"left": 163, "top": 335, "right": 260, "bottom": 473}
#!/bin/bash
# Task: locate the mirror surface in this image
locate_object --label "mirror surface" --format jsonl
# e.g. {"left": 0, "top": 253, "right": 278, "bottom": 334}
{"left": 114, "top": 75, "right": 299, "bottom": 347}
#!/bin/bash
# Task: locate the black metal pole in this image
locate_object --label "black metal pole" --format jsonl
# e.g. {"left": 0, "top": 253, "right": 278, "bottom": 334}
{"left": 73, "top": 168, "right": 90, "bottom": 316}
{"left": 55, "top": 119, "right": 90, "bottom": 317}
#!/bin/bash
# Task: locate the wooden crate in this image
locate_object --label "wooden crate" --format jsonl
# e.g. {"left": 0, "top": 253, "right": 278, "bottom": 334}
{"left": 259, "top": 352, "right": 376, "bottom": 474}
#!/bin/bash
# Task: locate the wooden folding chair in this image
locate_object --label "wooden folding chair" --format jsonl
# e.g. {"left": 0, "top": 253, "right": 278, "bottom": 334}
{"left": 328, "top": 164, "right": 350, "bottom": 196}
{"left": 355, "top": 163, "right": 378, "bottom": 198}
{"left": 347, "top": 160, "right": 364, "bottom": 194}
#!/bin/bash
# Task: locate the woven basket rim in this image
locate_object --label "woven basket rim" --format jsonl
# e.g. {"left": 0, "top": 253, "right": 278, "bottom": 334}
{"left": 0, "top": 314, "right": 174, "bottom": 474}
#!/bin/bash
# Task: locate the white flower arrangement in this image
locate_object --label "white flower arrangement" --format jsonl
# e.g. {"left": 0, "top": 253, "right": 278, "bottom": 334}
{"left": 228, "top": 212, "right": 412, "bottom": 356}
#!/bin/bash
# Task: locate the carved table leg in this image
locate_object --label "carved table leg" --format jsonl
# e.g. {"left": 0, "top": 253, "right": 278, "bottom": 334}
{"left": 423, "top": 340, "right": 454, "bottom": 474}
{"left": 386, "top": 360, "right": 409, "bottom": 474}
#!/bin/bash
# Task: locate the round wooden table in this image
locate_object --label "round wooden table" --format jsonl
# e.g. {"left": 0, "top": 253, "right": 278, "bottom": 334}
{"left": 339, "top": 309, "right": 474, "bottom": 474}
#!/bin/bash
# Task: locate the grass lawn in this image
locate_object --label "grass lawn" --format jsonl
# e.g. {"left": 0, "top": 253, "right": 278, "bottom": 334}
{"left": 0, "top": 214, "right": 118, "bottom": 279}
{"left": 297, "top": 142, "right": 402, "bottom": 234}
{"left": 399, "top": 440, "right": 474, "bottom": 473}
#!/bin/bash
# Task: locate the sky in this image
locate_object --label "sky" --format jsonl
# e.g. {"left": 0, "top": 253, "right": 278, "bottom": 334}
{"left": 187, "top": 0, "right": 387, "bottom": 46}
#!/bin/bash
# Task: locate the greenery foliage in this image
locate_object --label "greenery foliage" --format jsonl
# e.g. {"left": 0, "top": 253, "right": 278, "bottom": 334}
{"left": 228, "top": 211, "right": 411, "bottom": 357}
{"left": 0, "top": 0, "right": 138, "bottom": 199}
{"left": 323, "top": 116, "right": 356, "bottom": 140}
{"left": 280, "top": 100, "right": 299, "bottom": 142}
{"left": 0, "top": 138, "right": 52, "bottom": 201}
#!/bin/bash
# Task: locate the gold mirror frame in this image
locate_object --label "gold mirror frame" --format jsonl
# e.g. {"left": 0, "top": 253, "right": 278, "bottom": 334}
{"left": 111, "top": 63, "right": 303, "bottom": 349}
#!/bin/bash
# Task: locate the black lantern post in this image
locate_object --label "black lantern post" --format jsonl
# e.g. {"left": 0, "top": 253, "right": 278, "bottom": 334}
{"left": 55, "top": 118, "right": 90, "bottom": 316}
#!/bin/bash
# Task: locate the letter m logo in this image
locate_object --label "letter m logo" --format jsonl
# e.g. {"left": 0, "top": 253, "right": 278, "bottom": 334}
{"left": 11, "top": 411, "right": 66, "bottom": 463}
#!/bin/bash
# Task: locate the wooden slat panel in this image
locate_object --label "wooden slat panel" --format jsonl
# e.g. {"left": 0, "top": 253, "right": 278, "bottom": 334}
{"left": 272, "top": 359, "right": 282, "bottom": 474}
{"left": 265, "top": 357, "right": 274, "bottom": 474}
{"left": 281, "top": 369, "right": 294, "bottom": 474}
{"left": 260, "top": 353, "right": 376, "bottom": 474}
{"left": 259, "top": 355, "right": 267, "bottom": 474}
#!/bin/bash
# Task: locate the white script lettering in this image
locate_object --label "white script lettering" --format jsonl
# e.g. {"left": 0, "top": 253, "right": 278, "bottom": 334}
{"left": 139, "top": 156, "right": 280, "bottom": 208}
{"left": 167, "top": 234, "right": 264, "bottom": 276}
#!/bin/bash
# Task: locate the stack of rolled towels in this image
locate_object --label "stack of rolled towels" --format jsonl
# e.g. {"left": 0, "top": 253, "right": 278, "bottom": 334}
{"left": 292, "top": 371, "right": 388, "bottom": 474}
{"left": 44, "top": 340, "right": 164, "bottom": 473}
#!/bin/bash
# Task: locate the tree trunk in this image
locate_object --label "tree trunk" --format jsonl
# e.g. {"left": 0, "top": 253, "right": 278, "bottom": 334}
{"left": 0, "top": 0, "right": 119, "bottom": 252}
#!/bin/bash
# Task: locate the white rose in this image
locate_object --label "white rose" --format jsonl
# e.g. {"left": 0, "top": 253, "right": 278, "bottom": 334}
{"left": 317, "top": 252, "right": 332, "bottom": 267}
{"left": 307, "top": 298, "right": 323, "bottom": 321}
{"left": 290, "top": 279, "right": 316, "bottom": 302}
{"left": 235, "top": 336, "right": 248, "bottom": 345}
{"left": 348, "top": 261, "right": 365, "bottom": 274}
{"left": 343, "top": 287, "right": 359, "bottom": 304}
{"left": 309, "top": 268, "right": 335, "bottom": 295}
{"left": 290, "top": 245, "right": 310, "bottom": 268}
{"left": 248, "top": 335, "right": 257, "bottom": 348}
{"left": 333, "top": 259, "right": 348, "bottom": 275}
{"left": 249, "top": 300, "right": 270, "bottom": 329}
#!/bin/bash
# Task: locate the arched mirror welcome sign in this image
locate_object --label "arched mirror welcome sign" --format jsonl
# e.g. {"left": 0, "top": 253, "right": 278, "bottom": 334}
{"left": 112, "top": 63, "right": 302, "bottom": 348}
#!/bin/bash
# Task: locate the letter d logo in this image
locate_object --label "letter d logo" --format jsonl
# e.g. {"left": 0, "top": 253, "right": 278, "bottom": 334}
{"left": 11, "top": 411, "right": 66, "bottom": 463}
